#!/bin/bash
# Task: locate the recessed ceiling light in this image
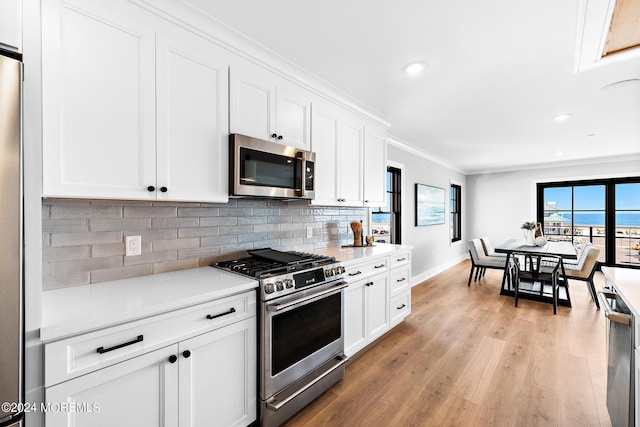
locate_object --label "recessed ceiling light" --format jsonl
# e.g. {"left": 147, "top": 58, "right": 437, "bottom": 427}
{"left": 553, "top": 114, "right": 572, "bottom": 122}
{"left": 405, "top": 62, "right": 425, "bottom": 75}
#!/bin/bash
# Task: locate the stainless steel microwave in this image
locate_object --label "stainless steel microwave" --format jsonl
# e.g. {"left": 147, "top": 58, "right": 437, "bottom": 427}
{"left": 229, "top": 134, "right": 316, "bottom": 199}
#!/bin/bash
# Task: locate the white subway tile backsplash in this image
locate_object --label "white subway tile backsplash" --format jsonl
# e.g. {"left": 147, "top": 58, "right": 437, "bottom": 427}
{"left": 42, "top": 199, "right": 366, "bottom": 290}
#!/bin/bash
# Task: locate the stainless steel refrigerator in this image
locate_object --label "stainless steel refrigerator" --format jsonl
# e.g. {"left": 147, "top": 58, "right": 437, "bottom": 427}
{"left": 0, "top": 48, "right": 24, "bottom": 427}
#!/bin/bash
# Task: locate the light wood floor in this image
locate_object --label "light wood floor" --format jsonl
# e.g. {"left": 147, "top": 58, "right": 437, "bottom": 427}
{"left": 284, "top": 259, "right": 612, "bottom": 427}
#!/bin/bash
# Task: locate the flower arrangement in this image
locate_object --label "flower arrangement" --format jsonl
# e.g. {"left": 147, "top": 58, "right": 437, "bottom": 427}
{"left": 520, "top": 221, "right": 537, "bottom": 230}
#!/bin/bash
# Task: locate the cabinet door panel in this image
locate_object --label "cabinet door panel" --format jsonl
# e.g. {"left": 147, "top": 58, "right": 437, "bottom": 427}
{"left": 0, "top": 0, "right": 21, "bottom": 51}
{"left": 229, "top": 63, "right": 275, "bottom": 142}
{"left": 344, "top": 282, "right": 367, "bottom": 357}
{"left": 156, "top": 26, "right": 229, "bottom": 202}
{"left": 276, "top": 81, "right": 311, "bottom": 150}
{"left": 179, "top": 318, "right": 257, "bottom": 427}
{"left": 311, "top": 103, "right": 340, "bottom": 206}
{"left": 45, "top": 345, "right": 178, "bottom": 427}
{"left": 366, "top": 275, "right": 390, "bottom": 341}
{"left": 338, "top": 117, "right": 364, "bottom": 205}
{"left": 363, "top": 125, "right": 387, "bottom": 207}
{"left": 42, "top": 0, "right": 156, "bottom": 199}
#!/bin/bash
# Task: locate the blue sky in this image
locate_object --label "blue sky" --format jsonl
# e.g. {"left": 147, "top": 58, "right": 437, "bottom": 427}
{"left": 544, "top": 183, "right": 639, "bottom": 211}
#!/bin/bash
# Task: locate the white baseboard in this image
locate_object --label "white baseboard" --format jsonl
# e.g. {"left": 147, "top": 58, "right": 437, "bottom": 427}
{"left": 410, "top": 254, "right": 468, "bottom": 287}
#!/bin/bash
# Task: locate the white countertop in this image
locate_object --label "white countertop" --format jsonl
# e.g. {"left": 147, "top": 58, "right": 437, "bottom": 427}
{"left": 602, "top": 267, "right": 640, "bottom": 317}
{"left": 312, "top": 243, "right": 413, "bottom": 265}
{"left": 41, "top": 267, "right": 258, "bottom": 342}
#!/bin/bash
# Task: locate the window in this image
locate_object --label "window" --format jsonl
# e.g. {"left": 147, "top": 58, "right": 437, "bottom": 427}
{"left": 537, "top": 177, "right": 640, "bottom": 268}
{"left": 372, "top": 166, "right": 401, "bottom": 244}
{"left": 450, "top": 184, "right": 461, "bottom": 243}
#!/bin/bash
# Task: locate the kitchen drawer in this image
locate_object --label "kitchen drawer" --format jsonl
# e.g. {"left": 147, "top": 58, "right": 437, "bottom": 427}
{"left": 45, "top": 290, "right": 256, "bottom": 387}
{"left": 390, "top": 267, "right": 410, "bottom": 295}
{"left": 343, "top": 257, "right": 388, "bottom": 283}
{"left": 390, "top": 252, "right": 410, "bottom": 269}
{"left": 390, "top": 290, "right": 411, "bottom": 327}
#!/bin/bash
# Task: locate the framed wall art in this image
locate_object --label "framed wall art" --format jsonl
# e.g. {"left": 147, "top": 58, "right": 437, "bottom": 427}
{"left": 415, "top": 183, "right": 445, "bottom": 226}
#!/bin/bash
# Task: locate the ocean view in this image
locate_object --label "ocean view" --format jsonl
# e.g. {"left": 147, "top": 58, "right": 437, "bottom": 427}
{"left": 550, "top": 212, "right": 640, "bottom": 227}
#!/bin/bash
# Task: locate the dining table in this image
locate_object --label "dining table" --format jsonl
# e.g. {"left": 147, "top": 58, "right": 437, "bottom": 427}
{"left": 494, "top": 239, "right": 578, "bottom": 307}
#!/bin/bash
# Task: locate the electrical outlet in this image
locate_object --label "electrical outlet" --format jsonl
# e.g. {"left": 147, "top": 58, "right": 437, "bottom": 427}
{"left": 125, "top": 235, "right": 142, "bottom": 256}
{"left": 306, "top": 226, "right": 313, "bottom": 238}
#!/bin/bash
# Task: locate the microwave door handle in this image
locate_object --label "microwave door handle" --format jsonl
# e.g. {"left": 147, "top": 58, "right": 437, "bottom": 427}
{"left": 296, "top": 152, "right": 306, "bottom": 197}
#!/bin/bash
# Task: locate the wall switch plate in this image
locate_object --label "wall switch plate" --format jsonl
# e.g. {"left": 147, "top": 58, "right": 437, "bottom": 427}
{"left": 306, "top": 226, "right": 313, "bottom": 238}
{"left": 125, "top": 235, "right": 142, "bottom": 256}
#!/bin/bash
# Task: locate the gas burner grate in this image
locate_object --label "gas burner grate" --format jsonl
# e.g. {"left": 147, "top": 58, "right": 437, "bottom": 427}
{"left": 216, "top": 249, "right": 336, "bottom": 279}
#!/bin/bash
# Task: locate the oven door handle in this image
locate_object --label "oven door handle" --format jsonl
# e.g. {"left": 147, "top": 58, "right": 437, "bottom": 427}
{"left": 597, "top": 291, "right": 632, "bottom": 325}
{"left": 266, "top": 354, "right": 348, "bottom": 412}
{"left": 267, "top": 282, "right": 348, "bottom": 312}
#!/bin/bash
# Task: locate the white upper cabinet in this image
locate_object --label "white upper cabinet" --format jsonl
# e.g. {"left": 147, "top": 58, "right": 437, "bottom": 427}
{"left": 363, "top": 124, "right": 387, "bottom": 207}
{"left": 0, "top": 0, "right": 21, "bottom": 52}
{"left": 42, "top": 0, "right": 156, "bottom": 200}
{"left": 42, "top": 0, "right": 230, "bottom": 202}
{"left": 338, "top": 112, "right": 365, "bottom": 206}
{"left": 155, "top": 23, "right": 230, "bottom": 202}
{"left": 230, "top": 59, "right": 311, "bottom": 150}
{"left": 310, "top": 99, "right": 340, "bottom": 206}
{"left": 312, "top": 101, "right": 388, "bottom": 208}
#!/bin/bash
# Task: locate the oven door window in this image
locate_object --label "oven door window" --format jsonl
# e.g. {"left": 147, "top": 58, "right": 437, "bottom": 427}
{"left": 239, "top": 147, "right": 299, "bottom": 189}
{"left": 271, "top": 293, "right": 341, "bottom": 375}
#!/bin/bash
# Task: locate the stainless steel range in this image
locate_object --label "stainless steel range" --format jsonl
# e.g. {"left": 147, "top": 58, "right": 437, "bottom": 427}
{"left": 216, "top": 248, "right": 348, "bottom": 426}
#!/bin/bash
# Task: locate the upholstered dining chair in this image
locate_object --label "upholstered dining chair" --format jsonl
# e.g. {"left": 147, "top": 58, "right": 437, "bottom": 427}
{"left": 467, "top": 238, "right": 508, "bottom": 286}
{"left": 480, "top": 236, "right": 507, "bottom": 258}
{"left": 562, "top": 244, "right": 601, "bottom": 309}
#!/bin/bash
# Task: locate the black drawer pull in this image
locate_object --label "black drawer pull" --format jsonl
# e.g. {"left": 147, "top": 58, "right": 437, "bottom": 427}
{"left": 206, "top": 307, "right": 236, "bottom": 320}
{"left": 397, "top": 304, "right": 406, "bottom": 310}
{"left": 397, "top": 257, "right": 407, "bottom": 262}
{"left": 396, "top": 278, "right": 406, "bottom": 282}
{"left": 374, "top": 264, "right": 385, "bottom": 269}
{"left": 97, "top": 335, "right": 143, "bottom": 354}
{"left": 349, "top": 271, "right": 362, "bottom": 276}
{"left": 183, "top": 350, "right": 191, "bottom": 358}
{"left": 365, "top": 282, "right": 374, "bottom": 287}
{"left": 168, "top": 355, "right": 177, "bottom": 364}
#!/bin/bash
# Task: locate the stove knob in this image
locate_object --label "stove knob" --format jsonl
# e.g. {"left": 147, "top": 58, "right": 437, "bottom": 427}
{"left": 284, "top": 279, "right": 294, "bottom": 288}
{"left": 337, "top": 266, "right": 345, "bottom": 274}
{"left": 325, "top": 268, "right": 333, "bottom": 277}
{"left": 276, "top": 281, "right": 284, "bottom": 291}
{"left": 265, "top": 283, "right": 275, "bottom": 294}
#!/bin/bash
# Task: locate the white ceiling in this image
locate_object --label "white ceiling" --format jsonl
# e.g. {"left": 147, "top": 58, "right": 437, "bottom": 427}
{"left": 190, "top": 0, "right": 640, "bottom": 174}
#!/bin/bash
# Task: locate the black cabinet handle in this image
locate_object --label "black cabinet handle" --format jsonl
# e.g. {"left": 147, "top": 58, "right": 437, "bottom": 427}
{"left": 365, "top": 282, "right": 374, "bottom": 287}
{"left": 206, "top": 307, "right": 236, "bottom": 320}
{"left": 271, "top": 133, "right": 278, "bottom": 138}
{"left": 349, "top": 271, "right": 362, "bottom": 276}
{"left": 182, "top": 350, "right": 191, "bottom": 358}
{"left": 374, "top": 264, "right": 385, "bottom": 269}
{"left": 365, "top": 200, "right": 369, "bottom": 203}
{"left": 277, "top": 135, "right": 283, "bottom": 140}
{"left": 160, "top": 186, "right": 168, "bottom": 193}
{"left": 168, "top": 355, "right": 177, "bottom": 364}
{"left": 97, "top": 335, "right": 143, "bottom": 354}
{"left": 147, "top": 186, "right": 155, "bottom": 192}
{"left": 397, "top": 304, "right": 406, "bottom": 310}
{"left": 397, "top": 277, "right": 406, "bottom": 282}
{"left": 397, "top": 257, "right": 407, "bottom": 262}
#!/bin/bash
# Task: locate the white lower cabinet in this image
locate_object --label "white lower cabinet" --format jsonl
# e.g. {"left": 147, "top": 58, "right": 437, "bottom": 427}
{"left": 45, "top": 293, "right": 257, "bottom": 427}
{"left": 46, "top": 345, "right": 179, "bottom": 427}
{"left": 344, "top": 250, "right": 412, "bottom": 357}
{"left": 344, "top": 271, "right": 390, "bottom": 357}
{"left": 178, "top": 318, "right": 256, "bottom": 427}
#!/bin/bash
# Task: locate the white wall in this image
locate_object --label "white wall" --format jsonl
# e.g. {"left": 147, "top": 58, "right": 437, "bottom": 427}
{"left": 387, "top": 144, "right": 468, "bottom": 285}
{"left": 466, "top": 159, "right": 640, "bottom": 247}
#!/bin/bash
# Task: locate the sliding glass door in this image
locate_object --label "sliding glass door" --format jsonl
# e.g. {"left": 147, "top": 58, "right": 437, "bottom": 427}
{"left": 537, "top": 177, "right": 640, "bottom": 268}
{"left": 615, "top": 183, "right": 640, "bottom": 266}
